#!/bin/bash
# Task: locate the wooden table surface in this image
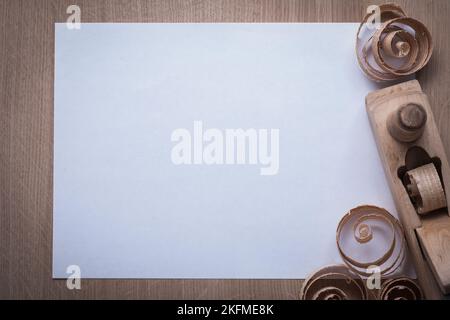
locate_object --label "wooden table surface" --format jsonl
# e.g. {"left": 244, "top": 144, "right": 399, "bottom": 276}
{"left": 1, "top": 0, "right": 449, "bottom": 299}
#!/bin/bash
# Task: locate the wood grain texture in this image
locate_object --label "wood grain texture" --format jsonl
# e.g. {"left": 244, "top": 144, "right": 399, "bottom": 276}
{"left": 1, "top": 0, "right": 449, "bottom": 299}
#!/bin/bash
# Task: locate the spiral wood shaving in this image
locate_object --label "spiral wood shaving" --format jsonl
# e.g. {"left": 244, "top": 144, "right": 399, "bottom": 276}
{"left": 301, "top": 206, "right": 419, "bottom": 300}
{"left": 336, "top": 205, "right": 406, "bottom": 277}
{"left": 356, "top": 4, "right": 433, "bottom": 82}
{"left": 300, "top": 265, "right": 368, "bottom": 300}
{"left": 380, "top": 278, "right": 423, "bottom": 300}
{"left": 406, "top": 163, "right": 447, "bottom": 215}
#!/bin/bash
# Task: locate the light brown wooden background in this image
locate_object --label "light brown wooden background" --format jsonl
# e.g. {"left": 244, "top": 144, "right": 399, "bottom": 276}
{"left": 1, "top": 0, "right": 449, "bottom": 299}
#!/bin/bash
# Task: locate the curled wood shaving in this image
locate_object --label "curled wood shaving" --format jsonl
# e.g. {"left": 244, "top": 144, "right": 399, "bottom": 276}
{"left": 354, "top": 222, "right": 373, "bottom": 243}
{"left": 336, "top": 205, "right": 406, "bottom": 277}
{"left": 300, "top": 265, "right": 368, "bottom": 300}
{"left": 380, "top": 278, "right": 423, "bottom": 300}
{"left": 301, "top": 206, "right": 415, "bottom": 300}
{"left": 406, "top": 163, "right": 447, "bottom": 214}
{"left": 356, "top": 4, "right": 433, "bottom": 82}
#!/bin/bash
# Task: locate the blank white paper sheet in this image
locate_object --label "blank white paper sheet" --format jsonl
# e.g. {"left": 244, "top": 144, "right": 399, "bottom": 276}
{"left": 53, "top": 23, "right": 398, "bottom": 278}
